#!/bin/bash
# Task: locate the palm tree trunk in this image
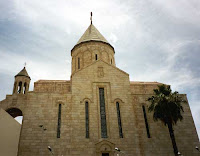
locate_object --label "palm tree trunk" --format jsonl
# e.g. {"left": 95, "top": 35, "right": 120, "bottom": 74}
{"left": 167, "top": 122, "right": 178, "bottom": 156}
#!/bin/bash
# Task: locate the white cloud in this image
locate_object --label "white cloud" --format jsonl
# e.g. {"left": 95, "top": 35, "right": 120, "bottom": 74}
{"left": 109, "top": 33, "right": 118, "bottom": 44}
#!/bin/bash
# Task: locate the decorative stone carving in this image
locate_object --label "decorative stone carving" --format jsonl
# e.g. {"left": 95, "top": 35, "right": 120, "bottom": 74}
{"left": 98, "top": 67, "right": 104, "bottom": 78}
{"left": 95, "top": 140, "right": 115, "bottom": 156}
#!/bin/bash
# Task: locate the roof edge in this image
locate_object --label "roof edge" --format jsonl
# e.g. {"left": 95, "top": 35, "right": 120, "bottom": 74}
{"left": 35, "top": 80, "right": 70, "bottom": 83}
{"left": 15, "top": 75, "right": 31, "bottom": 80}
{"left": 71, "top": 40, "right": 115, "bottom": 55}
{"left": 71, "top": 59, "right": 129, "bottom": 77}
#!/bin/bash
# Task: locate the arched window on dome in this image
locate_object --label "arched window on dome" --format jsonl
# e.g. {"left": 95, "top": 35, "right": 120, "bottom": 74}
{"left": 85, "top": 101, "right": 89, "bottom": 138}
{"left": 111, "top": 59, "right": 112, "bottom": 64}
{"left": 78, "top": 57, "right": 80, "bottom": 69}
{"left": 95, "top": 54, "right": 98, "bottom": 60}
{"left": 17, "top": 81, "right": 22, "bottom": 93}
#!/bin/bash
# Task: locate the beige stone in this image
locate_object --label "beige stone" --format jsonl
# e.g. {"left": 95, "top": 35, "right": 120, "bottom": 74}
{"left": 0, "top": 109, "right": 21, "bottom": 156}
{"left": 0, "top": 23, "right": 199, "bottom": 156}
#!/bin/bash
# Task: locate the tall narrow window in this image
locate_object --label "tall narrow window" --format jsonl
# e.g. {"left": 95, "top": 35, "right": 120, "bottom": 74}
{"left": 111, "top": 59, "right": 112, "bottom": 64}
{"left": 78, "top": 57, "right": 80, "bottom": 69}
{"left": 142, "top": 105, "right": 151, "bottom": 138}
{"left": 99, "top": 88, "right": 107, "bottom": 138}
{"left": 85, "top": 101, "right": 89, "bottom": 138}
{"left": 116, "top": 102, "right": 123, "bottom": 138}
{"left": 95, "top": 54, "right": 98, "bottom": 60}
{"left": 57, "top": 104, "right": 62, "bottom": 138}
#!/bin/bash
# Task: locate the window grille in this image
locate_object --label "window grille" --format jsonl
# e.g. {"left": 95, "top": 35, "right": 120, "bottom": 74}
{"left": 99, "top": 88, "right": 107, "bottom": 138}
{"left": 142, "top": 105, "right": 151, "bottom": 138}
{"left": 85, "top": 101, "right": 89, "bottom": 138}
{"left": 116, "top": 102, "right": 123, "bottom": 138}
{"left": 57, "top": 104, "right": 62, "bottom": 138}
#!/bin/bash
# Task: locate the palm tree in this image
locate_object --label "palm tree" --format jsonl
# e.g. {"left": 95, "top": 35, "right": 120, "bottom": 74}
{"left": 148, "top": 84, "right": 185, "bottom": 156}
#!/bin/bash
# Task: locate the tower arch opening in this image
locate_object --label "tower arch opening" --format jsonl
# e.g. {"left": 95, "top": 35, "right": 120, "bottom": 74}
{"left": 17, "top": 82, "right": 22, "bottom": 94}
{"left": 23, "top": 82, "right": 27, "bottom": 94}
{"left": 13, "top": 66, "right": 31, "bottom": 95}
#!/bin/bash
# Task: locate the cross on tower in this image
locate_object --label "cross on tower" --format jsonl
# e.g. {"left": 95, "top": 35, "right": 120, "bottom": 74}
{"left": 90, "top": 12, "right": 93, "bottom": 25}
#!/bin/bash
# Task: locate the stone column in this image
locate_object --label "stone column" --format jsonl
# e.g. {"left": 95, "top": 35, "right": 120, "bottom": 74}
{"left": 13, "top": 81, "right": 17, "bottom": 94}
{"left": 20, "top": 82, "right": 24, "bottom": 94}
{"left": 25, "top": 84, "right": 29, "bottom": 94}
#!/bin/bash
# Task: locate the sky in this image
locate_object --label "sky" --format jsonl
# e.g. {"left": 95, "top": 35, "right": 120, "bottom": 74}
{"left": 0, "top": 0, "right": 199, "bottom": 139}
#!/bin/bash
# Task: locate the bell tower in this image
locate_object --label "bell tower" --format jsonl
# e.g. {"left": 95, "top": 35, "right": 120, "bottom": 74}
{"left": 71, "top": 13, "right": 115, "bottom": 75}
{"left": 13, "top": 67, "right": 31, "bottom": 94}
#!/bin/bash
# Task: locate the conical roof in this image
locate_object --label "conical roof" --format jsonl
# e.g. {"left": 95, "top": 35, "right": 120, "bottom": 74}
{"left": 72, "top": 24, "right": 113, "bottom": 51}
{"left": 15, "top": 67, "right": 30, "bottom": 79}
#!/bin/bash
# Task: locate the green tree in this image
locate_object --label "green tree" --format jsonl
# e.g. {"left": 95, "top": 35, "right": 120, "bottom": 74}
{"left": 148, "top": 84, "right": 185, "bottom": 156}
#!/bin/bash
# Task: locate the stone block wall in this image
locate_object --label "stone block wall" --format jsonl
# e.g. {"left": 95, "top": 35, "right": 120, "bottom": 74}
{"left": 131, "top": 83, "right": 200, "bottom": 156}
{"left": 71, "top": 42, "right": 115, "bottom": 74}
{"left": 0, "top": 61, "right": 199, "bottom": 156}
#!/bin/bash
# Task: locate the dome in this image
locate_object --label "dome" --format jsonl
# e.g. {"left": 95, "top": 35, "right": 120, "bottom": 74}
{"left": 72, "top": 24, "right": 114, "bottom": 51}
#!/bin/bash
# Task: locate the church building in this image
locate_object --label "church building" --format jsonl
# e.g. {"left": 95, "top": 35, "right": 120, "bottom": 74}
{"left": 0, "top": 17, "right": 199, "bottom": 156}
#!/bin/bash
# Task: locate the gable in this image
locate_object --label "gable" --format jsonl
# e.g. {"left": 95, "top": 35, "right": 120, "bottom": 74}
{"left": 71, "top": 60, "right": 131, "bottom": 101}
{"left": 72, "top": 59, "right": 129, "bottom": 79}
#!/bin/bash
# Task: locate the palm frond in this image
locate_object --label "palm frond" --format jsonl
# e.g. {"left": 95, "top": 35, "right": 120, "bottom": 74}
{"left": 148, "top": 84, "right": 184, "bottom": 126}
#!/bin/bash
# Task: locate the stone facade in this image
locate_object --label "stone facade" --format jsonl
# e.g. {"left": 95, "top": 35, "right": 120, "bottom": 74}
{"left": 71, "top": 41, "right": 115, "bottom": 74}
{"left": 0, "top": 23, "right": 199, "bottom": 156}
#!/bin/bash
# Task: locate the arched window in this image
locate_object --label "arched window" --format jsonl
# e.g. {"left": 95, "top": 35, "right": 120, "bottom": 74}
{"left": 85, "top": 101, "right": 89, "bottom": 138}
{"left": 95, "top": 54, "right": 98, "bottom": 60}
{"left": 99, "top": 88, "right": 107, "bottom": 138}
{"left": 116, "top": 102, "right": 123, "bottom": 138}
{"left": 6, "top": 108, "right": 23, "bottom": 118}
{"left": 5, "top": 108, "right": 23, "bottom": 155}
{"left": 142, "top": 105, "right": 151, "bottom": 138}
{"left": 57, "top": 104, "right": 62, "bottom": 138}
{"left": 17, "top": 81, "right": 22, "bottom": 93}
{"left": 78, "top": 57, "right": 80, "bottom": 69}
{"left": 111, "top": 59, "right": 112, "bottom": 64}
{"left": 23, "top": 82, "right": 27, "bottom": 94}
